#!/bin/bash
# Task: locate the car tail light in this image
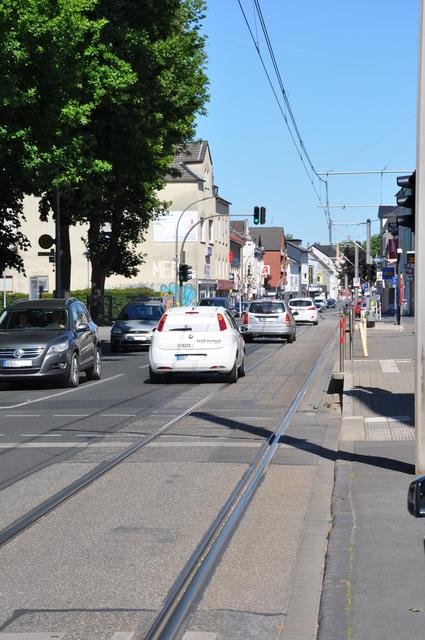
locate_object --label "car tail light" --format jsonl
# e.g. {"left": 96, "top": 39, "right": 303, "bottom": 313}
{"left": 285, "top": 313, "right": 290, "bottom": 323}
{"left": 217, "top": 313, "right": 227, "bottom": 331}
{"left": 156, "top": 314, "right": 168, "bottom": 332}
{"left": 243, "top": 312, "right": 249, "bottom": 325}
{"left": 308, "top": 306, "right": 316, "bottom": 310}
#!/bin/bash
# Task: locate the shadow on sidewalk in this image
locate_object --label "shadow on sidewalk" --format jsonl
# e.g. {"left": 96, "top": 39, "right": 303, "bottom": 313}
{"left": 282, "top": 434, "right": 415, "bottom": 475}
{"left": 345, "top": 386, "right": 414, "bottom": 424}
{"left": 193, "top": 412, "right": 415, "bottom": 475}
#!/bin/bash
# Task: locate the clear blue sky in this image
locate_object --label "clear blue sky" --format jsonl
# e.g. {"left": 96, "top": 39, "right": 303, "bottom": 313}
{"left": 196, "top": 0, "right": 419, "bottom": 246}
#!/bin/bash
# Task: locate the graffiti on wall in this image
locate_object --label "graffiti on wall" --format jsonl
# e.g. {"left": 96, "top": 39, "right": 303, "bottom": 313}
{"left": 160, "top": 283, "right": 197, "bottom": 307}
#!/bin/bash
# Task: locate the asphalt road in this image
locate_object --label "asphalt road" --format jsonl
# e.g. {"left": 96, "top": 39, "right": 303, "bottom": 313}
{"left": 0, "top": 312, "right": 339, "bottom": 640}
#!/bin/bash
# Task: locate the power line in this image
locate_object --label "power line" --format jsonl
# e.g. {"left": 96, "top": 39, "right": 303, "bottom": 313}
{"left": 236, "top": 0, "right": 331, "bottom": 233}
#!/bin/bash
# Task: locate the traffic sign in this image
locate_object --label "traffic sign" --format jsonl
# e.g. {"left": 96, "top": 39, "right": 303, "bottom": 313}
{"left": 353, "top": 277, "right": 360, "bottom": 287}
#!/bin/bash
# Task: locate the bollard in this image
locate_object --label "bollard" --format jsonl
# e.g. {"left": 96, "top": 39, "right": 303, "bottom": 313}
{"left": 339, "top": 314, "right": 344, "bottom": 372}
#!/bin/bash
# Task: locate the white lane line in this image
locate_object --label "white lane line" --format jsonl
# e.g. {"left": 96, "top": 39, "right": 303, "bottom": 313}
{"left": 18, "top": 434, "right": 62, "bottom": 437}
{"left": 0, "top": 441, "right": 131, "bottom": 449}
{"left": 54, "top": 414, "right": 89, "bottom": 417}
{"left": 0, "top": 373, "right": 125, "bottom": 410}
{"left": 182, "top": 632, "right": 218, "bottom": 640}
{"left": 0, "top": 633, "right": 66, "bottom": 639}
{"left": 147, "top": 441, "right": 261, "bottom": 448}
{"left": 4, "top": 414, "right": 41, "bottom": 418}
{"left": 139, "top": 364, "right": 149, "bottom": 369}
{"left": 111, "top": 632, "right": 136, "bottom": 640}
{"left": 100, "top": 413, "right": 137, "bottom": 417}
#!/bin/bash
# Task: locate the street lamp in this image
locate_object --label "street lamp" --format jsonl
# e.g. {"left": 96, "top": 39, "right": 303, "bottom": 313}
{"left": 174, "top": 189, "right": 218, "bottom": 305}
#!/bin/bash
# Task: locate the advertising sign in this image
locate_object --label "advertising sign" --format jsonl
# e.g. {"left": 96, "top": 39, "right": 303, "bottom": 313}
{"left": 261, "top": 265, "right": 271, "bottom": 277}
{"left": 382, "top": 267, "right": 395, "bottom": 280}
{"left": 153, "top": 210, "right": 199, "bottom": 242}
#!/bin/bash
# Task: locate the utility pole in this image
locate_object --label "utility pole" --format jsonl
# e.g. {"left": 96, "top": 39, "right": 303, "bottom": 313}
{"left": 366, "top": 218, "right": 371, "bottom": 264}
{"left": 55, "top": 186, "right": 62, "bottom": 298}
{"left": 416, "top": 0, "right": 425, "bottom": 473}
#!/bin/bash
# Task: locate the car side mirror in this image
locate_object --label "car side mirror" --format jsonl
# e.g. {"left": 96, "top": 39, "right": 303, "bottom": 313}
{"left": 407, "top": 475, "right": 425, "bottom": 517}
{"left": 76, "top": 322, "right": 89, "bottom": 332}
{"left": 152, "top": 327, "right": 156, "bottom": 332}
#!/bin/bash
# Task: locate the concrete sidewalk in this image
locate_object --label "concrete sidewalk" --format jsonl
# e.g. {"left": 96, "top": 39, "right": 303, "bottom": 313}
{"left": 318, "top": 317, "right": 425, "bottom": 640}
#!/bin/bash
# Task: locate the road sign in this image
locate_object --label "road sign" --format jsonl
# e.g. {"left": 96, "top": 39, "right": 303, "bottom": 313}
{"left": 353, "top": 277, "right": 360, "bottom": 287}
{"left": 261, "top": 265, "right": 271, "bottom": 277}
{"left": 382, "top": 267, "right": 395, "bottom": 280}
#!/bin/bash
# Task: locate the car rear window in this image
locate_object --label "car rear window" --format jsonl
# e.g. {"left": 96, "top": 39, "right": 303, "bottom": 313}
{"left": 162, "top": 312, "right": 226, "bottom": 333}
{"left": 118, "top": 304, "right": 163, "bottom": 320}
{"left": 198, "top": 298, "right": 227, "bottom": 307}
{"left": 289, "top": 299, "right": 313, "bottom": 308}
{"left": 249, "top": 302, "right": 285, "bottom": 314}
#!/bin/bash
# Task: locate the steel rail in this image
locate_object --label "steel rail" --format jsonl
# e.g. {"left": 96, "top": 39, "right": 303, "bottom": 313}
{"left": 0, "top": 334, "right": 304, "bottom": 547}
{"left": 142, "top": 325, "right": 336, "bottom": 640}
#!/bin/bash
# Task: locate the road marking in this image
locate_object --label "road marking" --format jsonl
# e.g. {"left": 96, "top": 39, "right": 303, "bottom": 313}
{"left": 139, "top": 364, "right": 149, "bottom": 369}
{"left": 100, "top": 413, "right": 137, "bottom": 417}
{"left": 53, "top": 414, "right": 89, "bottom": 417}
{"left": 147, "top": 440, "right": 261, "bottom": 447}
{"left": 182, "top": 632, "right": 218, "bottom": 639}
{"left": 111, "top": 633, "right": 135, "bottom": 640}
{"left": 0, "top": 441, "right": 131, "bottom": 449}
{"left": 4, "top": 414, "right": 41, "bottom": 418}
{"left": 0, "top": 634, "right": 66, "bottom": 639}
{"left": 0, "top": 374, "right": 125, "bottom": 410}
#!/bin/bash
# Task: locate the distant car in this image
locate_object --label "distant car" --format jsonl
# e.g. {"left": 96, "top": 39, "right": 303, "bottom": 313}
{"left": 314, "top": 296, "right": 327, "bottom": 310}
{"left": 111, "top": 301, "right": 165, "bottom": 351}
{"left": 0, "top": 298, "right": 101, "bottom": 387}
{"left": 149, "top": 306, "right": 246, "bottom": 383}
{"left": 326, "top": 298, "right": 336, "bottom": 308}
{"left": 198, "top": 297, "right": 236, "bottom": 315}
{"left": 288, "top": 298, "right": 319, "bottom": 325}
{"left": 233, "top": 301, "right": 250, "bottom": 318}
{"left": 240, "top": 299, "right": 296, "bottom": 343}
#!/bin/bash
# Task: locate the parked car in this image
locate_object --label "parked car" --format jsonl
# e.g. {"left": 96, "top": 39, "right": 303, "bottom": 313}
{"left": 198, "top": 297, "right": 236, "bottom": 315}
{"left": 149, "top": 306, "right": 246, "bottom": 383}
{"left": 0, "top": 298, "right": 101, "bottom": 387}
{"left": 111, "top": 300, "right": 165, "bottom": 351}
{"left": 313, "top": 296, "right": 327, "bottom": 310}
{"left": 288, "top": 298, "right": 319, "bottom": 325}
{"left": 240, "top": 299, "right": 297, "bottom": 343}
{"left": 407, "top": 474, "right": 425, "bottom": 517}
{"left": 326, "top": 298, "right": 336, "bottom": 308}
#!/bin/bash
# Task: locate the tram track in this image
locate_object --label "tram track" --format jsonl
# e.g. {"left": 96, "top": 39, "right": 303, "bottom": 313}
{"left": 0, "top": 330, "right": 314, "bottom": 547}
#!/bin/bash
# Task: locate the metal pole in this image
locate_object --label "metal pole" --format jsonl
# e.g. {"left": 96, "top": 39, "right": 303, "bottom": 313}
{"left": 55, "top": 185, "right": 62, "bottom": 298}
{"left": 2, "top": 273, "right": 6, "bottom": 309}
{"left": 416, "top": 0, "right": 425, "bottom": 473}
{"left": 354, "top": 242, "right": 359, "bottom": 305}
{"left": 366, "top": 219, "right": 371, "bottom": 264}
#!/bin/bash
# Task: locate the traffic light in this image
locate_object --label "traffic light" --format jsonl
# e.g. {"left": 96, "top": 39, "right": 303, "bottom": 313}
{"left": 396, "top": 171, "right": 415, "bottom": 232}
{"left": 260, "top": 206, "right": 266, "bottom": 224}
{"left": 253, "top": 206, "right": 260, "bottom": 225}
{"left": 178, "top": 263, "right": 192, "bottom": 283}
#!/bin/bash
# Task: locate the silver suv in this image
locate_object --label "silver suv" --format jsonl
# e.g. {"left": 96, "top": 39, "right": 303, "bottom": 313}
{"left": 240, "top": 299, "right": 297, "bottom": 343}
{"left": 111, "top": 301, "right": 165, "bottom": 351}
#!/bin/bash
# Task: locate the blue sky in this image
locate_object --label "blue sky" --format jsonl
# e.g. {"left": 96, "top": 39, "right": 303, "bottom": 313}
{"left": 196, "top": 0, "right": 419, "bottom": 246}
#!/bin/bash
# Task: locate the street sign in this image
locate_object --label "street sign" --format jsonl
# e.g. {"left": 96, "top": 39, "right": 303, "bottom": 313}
{"left": 38, "top": 234, "right": 54, "bottom": 250}
{"left": 353, "top": 277, "right": 360, "bottom": 287}
{"left": 261, "top": 265, "right": 271, "bottom": 277}
{"left": 363, "top": 282, "right": 369, "bottom": 291}
{"left": 382, "top": 266, "right": 395, "bottom": 280}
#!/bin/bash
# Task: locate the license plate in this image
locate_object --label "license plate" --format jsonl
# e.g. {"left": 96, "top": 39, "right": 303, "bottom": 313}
{"left": 175, "top": 354, "right": 187, "bottom": 361}
{"left": 2, "top": 359, "right": 32, "bottom": 368}
{"left": 126, "top": 335, "right": 147, "bottom": 341}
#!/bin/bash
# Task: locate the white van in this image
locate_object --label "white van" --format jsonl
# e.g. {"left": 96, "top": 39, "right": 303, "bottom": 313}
{"left": 313, "top": 296, "right": 327, "bottom": 310}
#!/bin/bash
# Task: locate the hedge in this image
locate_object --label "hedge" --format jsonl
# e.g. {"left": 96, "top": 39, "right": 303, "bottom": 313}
{"left": 0, "top": 286, "right": 162, "bottom": 324}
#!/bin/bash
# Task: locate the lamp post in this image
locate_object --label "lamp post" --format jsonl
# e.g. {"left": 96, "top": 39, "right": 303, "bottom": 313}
{"left": 174, "top": 192, "right": 218, "bottom": 305}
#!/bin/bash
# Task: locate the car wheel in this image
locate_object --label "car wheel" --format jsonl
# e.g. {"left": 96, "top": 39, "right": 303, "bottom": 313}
{"left": 149, "top": 366, "right": 162, "bottom": 384}
{"left": 226, "top": 360, "right": 238, "bottom": 383}
{"left": 243, "top": 336, "right": 252, "bottom": 343}
{"left": 238, "top": 354, "right": 246, "bottom": 377}
{"left": 293, "top": 331, "right": 296, "bottom": 342}
{"left": 110, "top": 344, "right": 119, "bottom": 353}
{"left": 313, "top": 321, "right": 318, "bottom": 326}
{"left": 86, "top": 348, "right": 102, "bottom": 380}
{"left": 64, "top": 352, "right": 80, "bottom": 388}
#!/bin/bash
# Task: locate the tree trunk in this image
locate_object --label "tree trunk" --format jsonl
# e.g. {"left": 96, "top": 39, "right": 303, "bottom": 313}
{"left": 90, "top": 260, "right": 106, "bottom": 325}
{"left": 60, "top": 213, "right": 71, "bottom": 297}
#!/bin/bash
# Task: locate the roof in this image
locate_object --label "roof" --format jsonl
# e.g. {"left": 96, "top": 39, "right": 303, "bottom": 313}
{"left": 168, "top": 141, "right": 210, "bottom": 182}
{"left": 230, "top": 220, "right": 247, "bottom": 235}
{"left": 312, "top": 244, "right": 337, "bottom": 258}
{"left": 9, "top": 298, "right": 75, "bottom": 309}
{"left": 249, "top": 227, "right": 285, "bottom": 251}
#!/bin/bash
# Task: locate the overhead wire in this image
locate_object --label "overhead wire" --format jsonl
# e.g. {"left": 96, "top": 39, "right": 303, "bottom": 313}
{"left": 236, "top": 0, "right": 331, "bottom": 232}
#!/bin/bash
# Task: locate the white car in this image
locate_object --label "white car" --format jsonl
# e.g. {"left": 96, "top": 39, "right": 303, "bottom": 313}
{"left": 288, "top": 298, "right": 319, "bottom": 325}
{"left": 149, "top": 306, "right": 246, "bottom": 383}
